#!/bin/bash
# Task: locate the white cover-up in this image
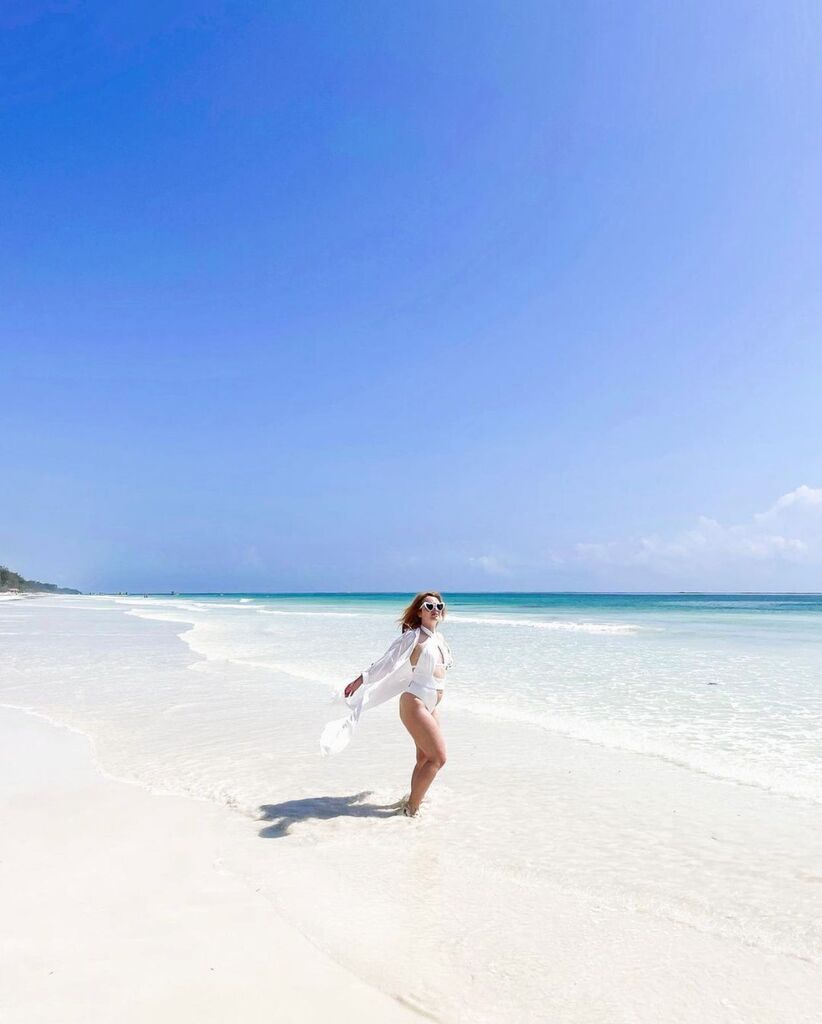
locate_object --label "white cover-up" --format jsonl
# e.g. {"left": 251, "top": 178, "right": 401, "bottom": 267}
{"left": 319, "top": 627, "right": 452, "bottom": 755}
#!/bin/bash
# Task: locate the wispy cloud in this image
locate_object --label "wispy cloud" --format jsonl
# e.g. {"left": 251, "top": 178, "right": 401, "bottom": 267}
{"left": 468, "top": 554, "right": 510, "bottom": 576}
{"left": 240, "top": 545, "right": 265, "bottom": 569}
{"left": 574, "top": 485, "right": 822, "bottom": 574}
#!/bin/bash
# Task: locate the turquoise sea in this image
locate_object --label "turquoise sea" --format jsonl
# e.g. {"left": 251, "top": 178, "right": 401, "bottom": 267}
{"left": 135, "top": 589, "right": 822, "bottom": 804}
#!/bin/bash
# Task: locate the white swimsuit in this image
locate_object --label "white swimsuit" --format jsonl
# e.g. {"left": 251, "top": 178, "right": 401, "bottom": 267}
{"left": 405, "top": 625, "right": 448, "bottom": 712}
{"left": 319, "top": 626, "right": 453, "bottom": 755}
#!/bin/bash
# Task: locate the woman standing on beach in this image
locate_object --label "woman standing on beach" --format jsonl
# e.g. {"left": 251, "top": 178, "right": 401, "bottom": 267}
{"left": 320, "top": 592, "right": 453, "bottom": 817}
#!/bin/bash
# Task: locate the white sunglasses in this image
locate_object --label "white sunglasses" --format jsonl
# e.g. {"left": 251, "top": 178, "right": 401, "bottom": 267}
{"left": 422, "top": 601, "right": 444, "bottom": 612}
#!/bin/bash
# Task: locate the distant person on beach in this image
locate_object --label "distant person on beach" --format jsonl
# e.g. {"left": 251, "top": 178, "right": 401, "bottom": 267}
{"left": 319, "top": 592, "right": 453, "bottom": 817}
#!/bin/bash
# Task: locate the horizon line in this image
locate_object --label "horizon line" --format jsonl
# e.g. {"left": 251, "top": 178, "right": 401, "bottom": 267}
{"left": 89, "top": 590, "right": 822, "bottom": 598}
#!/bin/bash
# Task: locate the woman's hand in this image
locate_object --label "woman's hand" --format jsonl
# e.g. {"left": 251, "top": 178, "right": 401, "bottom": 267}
{"left": 344, "top": 675, "right": 363, "bottom": 698}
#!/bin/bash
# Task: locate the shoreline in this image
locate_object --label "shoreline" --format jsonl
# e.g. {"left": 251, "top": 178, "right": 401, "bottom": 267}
{"left": 0, "top": 707, "right": 421, "bottom": 1024}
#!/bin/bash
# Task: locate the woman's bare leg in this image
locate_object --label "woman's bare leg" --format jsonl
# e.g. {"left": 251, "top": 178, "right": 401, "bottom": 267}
{"left": 408, "top": 704, "right": 442, "bottom": 800}
{"left": 408, "top": 744, "right": 428, "bottom": 804}
{"left": 399, "top": 694, "right": 447, "bottom": 814}
{"left": 407, "top": 704, "right": 434, "bottom": 790}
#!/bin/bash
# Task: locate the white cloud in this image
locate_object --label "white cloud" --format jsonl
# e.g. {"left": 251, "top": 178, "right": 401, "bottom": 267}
{"left": 574, "top": 485, "right": 822, "bottom": 578}
{"left": 754, "top": 484, "right": 822, "bottom": 522}
{"left": 468, "top": 554, "right": 510, "bottom": 576}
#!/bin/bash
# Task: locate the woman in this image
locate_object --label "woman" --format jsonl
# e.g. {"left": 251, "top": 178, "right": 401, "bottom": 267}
{"left": 320, "top": 592, "right": 453, "bottom": 817}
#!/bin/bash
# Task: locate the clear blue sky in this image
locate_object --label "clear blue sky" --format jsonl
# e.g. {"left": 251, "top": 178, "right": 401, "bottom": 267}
{"left": 2, "top": 2, "right": 821, "bottom": 592}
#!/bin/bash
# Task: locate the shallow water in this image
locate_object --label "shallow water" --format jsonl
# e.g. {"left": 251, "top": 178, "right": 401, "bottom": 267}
{"left": 120, "top": 591, "right": 822, "bottom": 804}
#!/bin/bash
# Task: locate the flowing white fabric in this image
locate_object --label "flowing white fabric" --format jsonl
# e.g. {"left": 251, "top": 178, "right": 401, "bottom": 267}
{"left": 319, "top": 627, "right": 451, "bottom": 756}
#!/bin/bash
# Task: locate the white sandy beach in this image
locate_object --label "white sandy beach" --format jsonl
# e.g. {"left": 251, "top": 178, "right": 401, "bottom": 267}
{"left": 0, "top": 707, "right": 419, "bottom": 1024}
{"left": 2, "top": 595, "right": 821, "bottom": 1023}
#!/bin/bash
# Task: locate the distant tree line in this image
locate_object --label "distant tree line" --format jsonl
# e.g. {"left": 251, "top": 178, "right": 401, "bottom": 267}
{"left": 0, "top": 565, "right": 80, "bottom": 594}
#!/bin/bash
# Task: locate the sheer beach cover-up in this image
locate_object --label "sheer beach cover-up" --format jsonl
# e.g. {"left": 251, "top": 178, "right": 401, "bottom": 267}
{"left": 319, "top": 627, "right": 452, "bottom": 755}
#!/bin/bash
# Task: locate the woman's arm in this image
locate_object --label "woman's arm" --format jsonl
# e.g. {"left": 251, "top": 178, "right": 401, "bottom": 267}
{"left": 343, "top": 630, "right": 417, "bottom": 699}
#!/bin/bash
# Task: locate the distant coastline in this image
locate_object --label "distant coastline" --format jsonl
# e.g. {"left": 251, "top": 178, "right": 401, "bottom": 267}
{"left": 0, "top": 565, "right": 80, "bottom": 595}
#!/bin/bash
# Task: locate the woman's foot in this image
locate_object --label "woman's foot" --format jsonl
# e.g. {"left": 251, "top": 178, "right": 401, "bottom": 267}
{"left": 399, "top": 796, "right": 419, "bottom": 817}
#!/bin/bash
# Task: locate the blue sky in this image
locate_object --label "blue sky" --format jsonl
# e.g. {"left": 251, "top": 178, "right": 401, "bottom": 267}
{"left": 2, "top": 2, "right": 821, "bottom": 592}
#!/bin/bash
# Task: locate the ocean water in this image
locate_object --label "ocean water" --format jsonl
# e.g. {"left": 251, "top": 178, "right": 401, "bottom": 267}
{"left": 2, "top": 592, "right": 821, "bottom": 1022}
{"left": 124, "top": 590, "right": 822, "bottom": 804}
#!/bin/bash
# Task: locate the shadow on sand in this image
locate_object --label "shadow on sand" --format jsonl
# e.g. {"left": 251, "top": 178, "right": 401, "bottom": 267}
{"left": 257, "top": 791, "right": 403, "bottom": 838}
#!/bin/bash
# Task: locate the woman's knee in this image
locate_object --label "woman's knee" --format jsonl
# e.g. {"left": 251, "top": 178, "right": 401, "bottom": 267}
{"left": 417, "top": 747, "right": 446, "bottom": 771}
